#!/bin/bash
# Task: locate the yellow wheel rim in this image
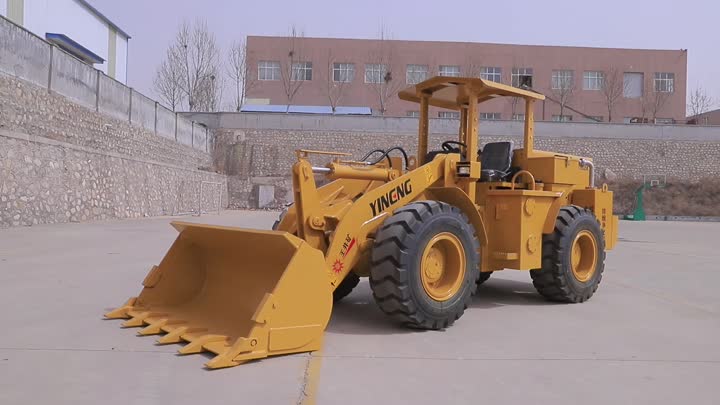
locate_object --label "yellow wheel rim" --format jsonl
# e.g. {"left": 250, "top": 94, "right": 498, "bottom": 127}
{"left": 571, "top": 230, "right": 598, "bottom": 283}
{"left": 420, "top": 232, "right": 466, "bottom": 301}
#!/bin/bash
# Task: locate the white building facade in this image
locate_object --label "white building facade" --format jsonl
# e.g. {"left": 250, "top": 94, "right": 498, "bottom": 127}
{"left": 1, "top": 0, "right": 129, "bottom": 83}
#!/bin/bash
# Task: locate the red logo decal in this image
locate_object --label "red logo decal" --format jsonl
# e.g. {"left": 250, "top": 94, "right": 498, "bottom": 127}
{"left": 332, "top": 259, "right": 344, "bottom": 274}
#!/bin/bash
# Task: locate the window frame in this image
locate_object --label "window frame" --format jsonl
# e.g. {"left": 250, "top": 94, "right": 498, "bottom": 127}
{"left": 365, "top": 63, "right": 387, "bottom": 84}
{"left": 511, "top": 67, "right": 534, "bottom": 88}
{"left": 439, "top": 65, "right": 461, "bottom": 77}
{"left": 583, "top": 71, "right": 605, "bottom": 91}
{"left": 654, "top": 72, "right": 675, "bottom": 93}
{"left": 291, "top": 61, "right": 313, "bottom": 81}
{"left": 257, "top": 60, "right": 281, "bottom": 81}
{"left": 480, "top": 67, "right": 502, "bottom": 83}
{"left": 479, "top": 112, "right": 502, "bottom": 121}
{"left": 438, "top": 111, "right": 460, "bottom": 119}
{"left": 552, "top": 114, "right": 573, "bottom": 122}
{"left": 333, "top": 63, "right": 355, "bottom": 83}
{"left": 406, "top": 64, "right": 429, "bottom": 85}
{"left": 552, "top": 70, "right": 575, "bottom": 90}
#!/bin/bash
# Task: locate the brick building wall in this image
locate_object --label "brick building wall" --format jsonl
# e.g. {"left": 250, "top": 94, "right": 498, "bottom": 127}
{"left": 246, "top": 36, "right": 687, "bottom": 122}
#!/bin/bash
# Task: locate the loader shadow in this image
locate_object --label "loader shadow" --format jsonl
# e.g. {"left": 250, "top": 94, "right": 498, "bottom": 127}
{"left": 469, "top": 277, "right": 552, "bottom": 309}
{"left": 326, "top": 277, "right": 553, "bottom": 336}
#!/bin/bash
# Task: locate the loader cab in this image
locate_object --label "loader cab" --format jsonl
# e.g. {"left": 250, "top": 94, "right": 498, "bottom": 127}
{"left": 398, "top": 76, "right": 545, "bottom": 186}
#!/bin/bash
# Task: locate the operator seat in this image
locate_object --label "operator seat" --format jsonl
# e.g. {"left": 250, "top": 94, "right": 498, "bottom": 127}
{"left": 479, "top": 141, "right": 513, "bottom": 182}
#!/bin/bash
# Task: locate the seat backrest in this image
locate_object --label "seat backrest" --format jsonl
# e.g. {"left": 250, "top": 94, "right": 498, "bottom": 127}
{"left": 480, "top": 142, "right": 513, "bottom": 173}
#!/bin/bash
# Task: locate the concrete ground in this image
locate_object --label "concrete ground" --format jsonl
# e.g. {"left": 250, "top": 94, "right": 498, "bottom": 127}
{"left": 0, "top": 211, "right": 719, "bottom": 405}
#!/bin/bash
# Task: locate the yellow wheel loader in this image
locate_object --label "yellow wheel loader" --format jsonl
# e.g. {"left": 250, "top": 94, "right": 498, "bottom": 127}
{"left": 105, "top": 76, "right": 618, "bottom": 368}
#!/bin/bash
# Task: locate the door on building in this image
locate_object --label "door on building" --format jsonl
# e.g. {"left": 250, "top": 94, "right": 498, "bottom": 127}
{"left": 623, "top": 73, "right": 644, "bottom": 98}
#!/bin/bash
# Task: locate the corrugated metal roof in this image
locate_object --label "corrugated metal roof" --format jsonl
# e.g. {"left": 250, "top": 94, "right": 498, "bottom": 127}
{"left": 240, "top": 105, "right": 372, "bottom": 115}
{"left": 46, "top": 33, "right": 105, "bottom": 63}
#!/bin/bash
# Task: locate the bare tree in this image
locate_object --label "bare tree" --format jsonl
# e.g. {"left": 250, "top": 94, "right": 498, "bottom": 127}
{"left": 600, "top": 67, "right": 627, "bottom": 123}
{"left": 688, "top": 87, "right": 714, "bottom": 122}
{"left": 367, "top": 26, "right": 403, "bottom": 115}
{"left": 463, "top": 58, "right": 482, "bottom": 78}
{"left": 320, "top": 50, "right": 351, "bottom": 113}
{"left": 641, "top": 89, "right": 671, "bottom": 123}
{"left": 226, "top": 40, "right": 254, "bottom": 112}
{"left": 195, "top": 71, "right": 224, "bottom": 112}
{"left": 153, "top": 46, "right": 185, "bottom": 111}
{"left": 507, "top": 96, "right": 521, "bottom": 119}
{"left": 153, "top": 20, "right": 221, "bottom": 112}
{"left": 551, "top": 70, "right": 575, "bottom": 118}
{"left": 278, "top": 26, "right": 307, "bottom": 112}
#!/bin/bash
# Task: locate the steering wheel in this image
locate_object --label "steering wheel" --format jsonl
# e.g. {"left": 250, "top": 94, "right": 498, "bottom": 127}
{"left": 441, "top": 141, "right": 467, "bottom": 152}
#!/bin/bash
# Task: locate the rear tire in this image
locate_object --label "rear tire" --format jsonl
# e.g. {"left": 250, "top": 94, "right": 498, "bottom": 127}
{"left": 370, "top": 201, "right": 480, "bottom": 329}
{"left": 530, "top": 206, "right": 605, "bottom": 303}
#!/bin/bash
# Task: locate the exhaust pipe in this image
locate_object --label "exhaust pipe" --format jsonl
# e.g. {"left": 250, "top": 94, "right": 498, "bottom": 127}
{"left": 579, "top": 159, "right": 595, "bottom": 188}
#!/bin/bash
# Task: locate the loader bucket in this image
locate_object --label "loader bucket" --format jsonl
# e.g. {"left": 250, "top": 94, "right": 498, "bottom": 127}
{"left": 105, "top": 221, "right": 333, "bottom": 369}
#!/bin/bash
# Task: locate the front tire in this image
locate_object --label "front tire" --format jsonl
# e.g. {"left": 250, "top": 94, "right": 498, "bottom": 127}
{"left": 370, "top": 201, "right": 480, "bottom": 329}
{"left": 530, "top": 206, "right": 605, "bottom": 303}
{"left": 477, "top": 271, "right": 492, "bottom": 285}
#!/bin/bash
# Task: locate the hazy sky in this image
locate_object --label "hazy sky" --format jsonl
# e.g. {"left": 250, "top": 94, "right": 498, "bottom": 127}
{"left": 89, "top": 0, "right": 718, "bottom": 107}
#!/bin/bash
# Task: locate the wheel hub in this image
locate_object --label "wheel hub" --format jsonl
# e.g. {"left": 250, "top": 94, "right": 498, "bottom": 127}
{"left": 420, "top": 233, "right": 466, "bottom": 301}
{"left": 570, "top": 230, "right": 598, "bottom": 283}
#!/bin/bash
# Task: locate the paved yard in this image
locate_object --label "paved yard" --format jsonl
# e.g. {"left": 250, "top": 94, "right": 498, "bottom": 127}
{"left": 0, "top": 212, "right": 718, "bottom": 404}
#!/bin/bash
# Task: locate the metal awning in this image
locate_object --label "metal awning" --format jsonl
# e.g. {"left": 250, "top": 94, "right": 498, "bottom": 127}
{"left": 45, "top": 33, "right": 105, "bottom": 64}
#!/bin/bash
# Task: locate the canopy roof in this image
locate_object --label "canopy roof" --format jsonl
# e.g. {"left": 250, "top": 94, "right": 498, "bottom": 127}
{"left": 398, "top": 76, "right": 545, "bottom": 111}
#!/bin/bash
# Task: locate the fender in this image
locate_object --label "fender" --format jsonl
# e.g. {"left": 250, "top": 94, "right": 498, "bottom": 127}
{"left": 425, "top": 187, "right": 488, "bottom": 247}
{"left": 542, "top": 191, "right": 566, "bottom": 234}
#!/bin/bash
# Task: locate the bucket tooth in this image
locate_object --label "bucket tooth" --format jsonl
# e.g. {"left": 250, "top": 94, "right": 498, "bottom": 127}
{"left": 178, "top": 335, "right": 229, "bottom": 355}
{"left": 137, "top": 318, "right": 178, "bottom": 336}
{"left": 121, "top": 311, "right": 151, "bottom": 328}
{"left": 204, "top": 337, "right": 256, "bottom": 369}
{"left": 122, "top": 311, "right": 166, "bottom": 328}
{"left": 104, "top": 297, "right": 138, "bottom": 319}
{"left": 156, "top": 326, "right": 206, "bottom": 345}
{"left": 205, "top": 352, "right": 244, "bottom": 369}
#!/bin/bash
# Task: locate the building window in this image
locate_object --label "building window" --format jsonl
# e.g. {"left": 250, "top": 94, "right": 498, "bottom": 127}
{"left": 333, "top": 63, "right": 355, "bottom": 83}
{"left": 512, "top": 67, "right": 533, "bottom": 88}
{"left": 438, "top": 111, "right": 460, "bottom": 119}
{"left": 407, "top": 111, "right": 420, "bottom": 118}
{"left": 583, "top": 71, "right": 604, "bottom": 90}
{"left": 654, "top": 73, "right": 675, "bottom": 93}
{"left": 552, "top": 115, "right": 573, "bottom": 122}
{"left": 365, "top": 64, "right": 387, "bottom": 84}
{"left": 480, "top": 112, "right": 501, "bottom": 120}
{"left": 655, "top": 118, "right": 674, "bottom": 124}
{"left": 406, "top": 64, "right": 429, "bottom": 84}
{"left": 258, "top": 61, "right": 280, "bottom": 81}
{"left": 512, "top": 114, "right": 525, "bottom": 121}
{"left": 480, "top": 67, "right": 502, "bottom": 83}
{"left": 291, "top": 62, "right": 312, "bottom": 81}
{"left": 552, "top": 70, "right": 574, "bottom": 90}
{"left": 439, "top": 65, "right": 461, "bottom": 77}
{"left": 624, "top": 72, "right": 644, "bottom": 98}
